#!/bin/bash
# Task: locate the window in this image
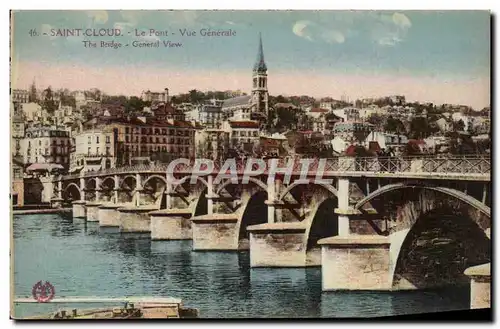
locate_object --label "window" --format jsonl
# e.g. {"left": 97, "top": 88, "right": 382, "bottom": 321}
{"left": 88, "top": 147, "right": 91, "bottom": 155}
{"left": 96, "top": 136, "right": 100, "bottom": 143}
{"left": 125, "top": 136, "right": 130, "bottom": 143}
{"left": 125, "top": 127, "right": 130, "bottom": 134}
{"left": 88, "top": 136, "right": 91, "bottom": 144}
{"left": 106, "top": 136, "right": 110, "bottom": 143}
{"left": 96, "top": 147, "right": 100, "bottom": 154}
{"left": 106, "top": 147, "right": 110, "bottom": 156}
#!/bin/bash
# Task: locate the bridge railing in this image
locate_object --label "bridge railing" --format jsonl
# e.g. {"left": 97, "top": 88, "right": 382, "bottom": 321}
{"left": 59, "top": 155, "right": 490, "bottom": 180}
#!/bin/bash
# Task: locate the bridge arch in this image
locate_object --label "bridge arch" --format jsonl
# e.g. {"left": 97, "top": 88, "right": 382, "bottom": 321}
{"left": 119, "top": 175, "right": 137, "bottom": 189}
{"left": 99, "top": 176, "right": 115, "bottom": 190}
{"left": 142, "top": 175, "right": 167, "bottom": 189}
{"left": 215, "top": 177, "right": 267, "bottom": 196}
{"left": 354, "top": 182, "right": 491, "bottom": 291}
{"left": 354, "top": 182, "right": 490, "bottom": 217}
{"left": 63, "top": 183, "right": 81, "bottom": 201}
{"left": 390, "top": 205, "right": 491, "bottom": 290}
{"left": 172, "top": 176, "right": 208, "bottom": 189}
{"left": 279, "top": 180, "right": 338, "bottom": 201}
{"left": 234, "top": 183, "right": 269, "bottom": 247}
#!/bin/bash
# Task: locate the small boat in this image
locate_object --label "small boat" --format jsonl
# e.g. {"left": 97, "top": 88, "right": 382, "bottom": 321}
{"left": 13, "top": 296, "right": 199, "bottom": 319}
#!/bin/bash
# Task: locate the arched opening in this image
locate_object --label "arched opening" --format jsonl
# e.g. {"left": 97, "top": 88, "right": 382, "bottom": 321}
{"left": 393, "top": 206, "right": 491, "bottom": 291}
{"left": 192, "top": 188, "right": 208, "bottom": 217}
{"left": 86, "top": 179, "right": 96, "bottom": 201}
{"left": 239, "top": 190, "right": 268, "bottom": 242}
{"left": 100, "top": 177, "right": 115, "bottom": 202}
{"left": 306, "top": 197, "right": 338, "bottom": 250}
{"left": 63, "top": 184, "right": 81, "bottom": 202}
{"left": 142, "top": 176, "right": 166, "bottom": 206}
{"left": 118, "top": 176, "right": 136, "bottom": 203}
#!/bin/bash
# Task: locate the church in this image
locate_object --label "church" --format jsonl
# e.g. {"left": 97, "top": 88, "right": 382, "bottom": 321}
{"left": 221, "top": 33, "right": 269, "bottom": 124}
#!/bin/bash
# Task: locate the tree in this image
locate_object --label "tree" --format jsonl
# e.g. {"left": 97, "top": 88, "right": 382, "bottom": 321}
{"left": 384, "top": 116, "right": 406, "bottom": 134}
{"left": 452, "top": 119, "right": 465, "bottom": 132}
{"left": 42, "top": 86, "right": 57, "bottom": 113}
{"left": 29, "top": 80, "right": 37, "bottom": 103}
{"left": 367, "top": 113, "right": 384, "bottom": 129}
{"left": 408, "top": 116, "right": 438, "bottom": 139}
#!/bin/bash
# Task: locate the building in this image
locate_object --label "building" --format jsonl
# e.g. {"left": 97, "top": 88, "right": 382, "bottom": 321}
{"left": 199, "top": 103, "right": 224, "bottom": 129}
{"left": 222, "top": 34, "right": 269, "bottom": 124}
{"left": 151, "top": 102, "right": 185, "bottom": 121}
{"left": 20, "top": 126, "right": 72, "bottom": 168}
{"left": 96, "top": 115, "right": 197, "bottom": 166}
{"left": 71, "top": 130, "right": 116, "bottom": 172}
{"left": 223, "top": 120, "right": 260, "bottom": 152}
{"left": 12, "top": 155, "right": 25, "bottom": 207}
{"left": 332, "top": 121, "right": 374, "bottom": 144}
{"left": 364, "top": 131, "right": 408, "bottom": 153}
{"left": 195, "top": 129, "right": 230, "bottom": 160}
{"left": 12, "top": 103, "right": 25, "bottom": 156}
{"left": 141, "top": 88, "right": 169, "bottom": 103}
{"left": 21, "top": 102, "right": 43, "bottom": 122}
{"left": 12, "top": 89, "right": 30, "bottom": 104}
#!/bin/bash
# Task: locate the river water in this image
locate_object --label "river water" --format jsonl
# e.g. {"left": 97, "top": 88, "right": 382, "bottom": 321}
{"left": 12, "top": 214, "right": 470, "bottom": 319}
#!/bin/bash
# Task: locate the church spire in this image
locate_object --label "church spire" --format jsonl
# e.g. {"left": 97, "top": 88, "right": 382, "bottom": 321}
{"left": 253, "top": 32, "right": 267, "bottom": 72}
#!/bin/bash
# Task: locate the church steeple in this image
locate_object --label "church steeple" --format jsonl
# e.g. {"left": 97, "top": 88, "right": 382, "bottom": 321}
{"left": 251, "top": 33, "right": 269, "bottom": 119}
{"left": 253, "top": 32, "right": 267, "bottom": 72}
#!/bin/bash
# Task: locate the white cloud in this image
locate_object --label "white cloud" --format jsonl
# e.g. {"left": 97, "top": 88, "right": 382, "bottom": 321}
{"left": 292, "top": 20, "right": 314, "bottom": 41}
{"left": 292, "top": 12, "right": 412, "bottom": 47}
{"left": 322, "top": 30, "right": 345, "bottom": 44}
{"left": 392, "top": 13, "right": 412, "bottom": 29}
{"left": 373, "top": 12, "right": 412, "bottom": 46}
{"left": 293, "top": 20, "right": 345, "bottom": 44}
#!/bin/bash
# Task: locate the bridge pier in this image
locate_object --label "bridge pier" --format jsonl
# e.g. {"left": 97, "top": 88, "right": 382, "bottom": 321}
{"left": 51, "top": 197, "right": 64, "bottom": 209}
{"left": 85, "top": 202, "right": 102, "bottom": 222}
{"left": 72, "top": 200, "right": 87, "bottom": 218}
{"left": 117, "top": 206, "right": 156, "bottom": 233}
{"left": 191, "top": 214, "right": 240, "bottom": 250}
{"left": 247, "top": 222, "right": 310, "bottom": 267}
{"left": 465, "top": 263, "right": 491, "bottom": 309}
{"left": 318, "top": 236, "right": 391, "bottom": 291}
{"left": 98, "top": 204, "right": 125, "bottom": 227}
{"left": 336, "top": 177, "right": 351, "bottom": 236}
{"left": 149, "top": 209, "right": 192, "bottom": 240}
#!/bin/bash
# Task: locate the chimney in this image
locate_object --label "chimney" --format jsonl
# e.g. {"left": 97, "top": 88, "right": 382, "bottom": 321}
{"left": 164, "top": 88, "right": 169, "bottom": 103}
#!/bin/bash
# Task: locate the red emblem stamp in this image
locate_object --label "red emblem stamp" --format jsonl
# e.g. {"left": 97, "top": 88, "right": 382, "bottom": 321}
{"left": 32, "top": 281, "right": 55, "bottom": 303}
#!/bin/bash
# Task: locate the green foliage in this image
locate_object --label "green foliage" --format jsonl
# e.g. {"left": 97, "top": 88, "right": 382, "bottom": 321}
{"left": 408, "top": 116, "right": 439, "bottom": 139}
{"left": 384, "top": 116, "right": 406, "bottom": 134}
{"left": 42, "top": 87, "right": 57, "bottom": 113}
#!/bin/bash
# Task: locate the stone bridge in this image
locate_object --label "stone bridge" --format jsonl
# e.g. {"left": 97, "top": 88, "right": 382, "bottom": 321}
{"left": 49, "top": 155, "right": 491, "bottom": 298}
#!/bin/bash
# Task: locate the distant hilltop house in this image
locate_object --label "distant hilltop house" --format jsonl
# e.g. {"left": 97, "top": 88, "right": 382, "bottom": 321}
{"left": 141, "top": 88, "right": 170, "bottom": 103}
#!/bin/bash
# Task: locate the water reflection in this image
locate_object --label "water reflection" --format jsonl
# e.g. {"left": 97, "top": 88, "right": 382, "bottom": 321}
{"left": 13, "top": 214, "right": 472, "bottom": 319}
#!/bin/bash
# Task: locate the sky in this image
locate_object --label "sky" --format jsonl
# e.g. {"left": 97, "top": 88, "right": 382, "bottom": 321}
{"left": 10, "top": 10, "right": 491, "bottom": 109}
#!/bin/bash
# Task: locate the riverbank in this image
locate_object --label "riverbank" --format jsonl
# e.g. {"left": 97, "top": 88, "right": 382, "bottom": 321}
{"left": 12, "top": 208, "right": 72, "bottom": 215}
